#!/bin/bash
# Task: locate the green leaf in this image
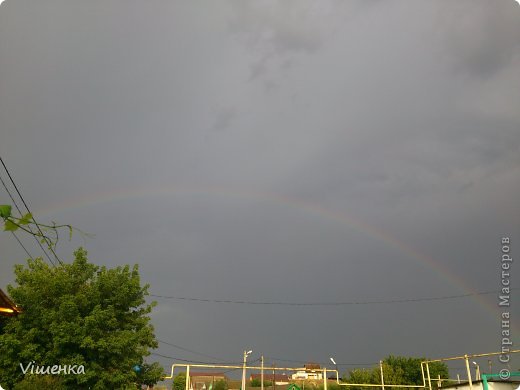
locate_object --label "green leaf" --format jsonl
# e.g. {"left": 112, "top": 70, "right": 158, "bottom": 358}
{"left": 0, "top": 204, "right": 12, "bottom": 218}
{"left": 18, "top": 212, "right": 33, "bottom": 225}
{"left": 4, "top": 219, "right": 18, "bottom": 231}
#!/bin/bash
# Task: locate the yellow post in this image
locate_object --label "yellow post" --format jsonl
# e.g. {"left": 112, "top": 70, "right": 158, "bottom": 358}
{"left": 464, "top": 355, "right": 473, "bottom": 390}
{"left": 380, "top": 361, "right": 385, "bottom": 390}
{"left": 426, "top": 362, "right": 432, "bottom": 390}
{"left": 421, "top": 362, "right": 426, "bottom": 388}
{"left": 324, "top": 367, "right": 328, "bottom": 390}
{"left": 186, "top": 365, "right": 190, "bottom": 390}
{"left": 261, "top": 356, "right": 264, "bottom": 390}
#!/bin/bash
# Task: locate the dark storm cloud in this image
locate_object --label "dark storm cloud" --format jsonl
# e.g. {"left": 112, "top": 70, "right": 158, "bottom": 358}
{"left": 1, "top": 0, "right": 519, "bottom": 377}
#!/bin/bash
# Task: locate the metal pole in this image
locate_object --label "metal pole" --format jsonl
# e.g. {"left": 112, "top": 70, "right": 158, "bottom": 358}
{"left": 426, "top": 362, "right": 432, "bottom": 390}
{"left": 272, "top": 363, "right": 276, "bottom": 390}
{"left": 457, "top": 375, "right": 460, "bottom": 384}
{"left": 186, "top": 365, "right": 191, "bottom": 390}
{"left": 261, "top": 356, "right": 264, "bottom": 390}
{"left": 242, "top": 351, "right": 248, "bottom": 390}
{"left": 464, "top": 355, "right": 473, "bottom": 390}
{"left": 324, "top": 368, "right": 328, "bottom": 390}
{"left": 380, "top": 361, "right": 385, "bottom": 390}
{"left": 420, "top": 362, "right": 426, "bottom": 388}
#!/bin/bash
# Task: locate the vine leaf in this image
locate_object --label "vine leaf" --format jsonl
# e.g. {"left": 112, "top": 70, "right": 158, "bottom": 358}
{"left": 18, "top": 213, "right": 33, "bottom": 225}
{"left": 4, "top": 219, "right": 18, "bottom": 231}
{"left": 0, "top": 204, "right": 12, "bottom": 218}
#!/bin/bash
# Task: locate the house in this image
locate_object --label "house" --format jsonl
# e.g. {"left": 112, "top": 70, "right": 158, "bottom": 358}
{"left": 189, "top": 372, "right": 228, "bottom": 390}
{"left": 291, "top": 364, "right": 323, "bottom": 380}
{"left": 250, "top": 373, "right": 290, "bottom": 385}
{"left": 0, "top": 288, "right": 21, "bottom": 317}
{"left": 440, "top": 379, "right": 520, "bottom": 390}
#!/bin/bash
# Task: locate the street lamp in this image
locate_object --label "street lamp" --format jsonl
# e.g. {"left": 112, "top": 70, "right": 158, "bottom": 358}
{"left": 242, "top": 350, "right": 253, "bottom": 390}
{"left": 472, "top": 362, "right": 481, "bottom": 381}
{"left": 330, "top": 358, "right": 338, "bottom": 380}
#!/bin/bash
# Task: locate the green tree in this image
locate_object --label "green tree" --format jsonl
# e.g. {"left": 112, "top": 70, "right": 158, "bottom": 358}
{"left": 251, "top": 378, "right": 273, "bottom": 387}
{"left": 345, "top": 356, "right": 448, "bottom": 390}
{"left": 0, "top": 248, "right": 161, "bottom": 389}
{"left": 173, "top": 372, "right": 187, "bottom": 390}
{"left": 139, "top": 362, "right": 166, "bottom": 388}
{"left": 11, "top": 375, "right": 66, "bottom": 390}
{"left": 382, "top": 356, "right": 448, "bottom": 388}
{"left": 214, "top": 379, "right": 229, "bottom": 390}
{"left": 346, "top": 367, "right": 380, "bottom": 390}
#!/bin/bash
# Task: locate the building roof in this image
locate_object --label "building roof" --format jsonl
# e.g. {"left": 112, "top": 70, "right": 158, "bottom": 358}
{"left": 250, "top": 373, "right": 289, "bottom": 381}
{"left": 441, "top": 380, "right": 520, "bottom": 390}
{"left": 190, "top": 372, "right": 227, "bottom": 378}
{"left": 0, "top": 288, "right": 22, "bottom": 317}
{"left": 304, "top": 363, "right": 321, "bottom": 371}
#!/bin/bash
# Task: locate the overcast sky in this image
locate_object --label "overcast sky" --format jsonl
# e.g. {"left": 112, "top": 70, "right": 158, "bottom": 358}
{"left": 1, "top": 0, "right": 519, "bottom": 382}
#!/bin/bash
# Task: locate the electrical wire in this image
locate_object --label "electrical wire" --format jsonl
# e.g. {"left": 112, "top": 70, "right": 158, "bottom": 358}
{"left": 265, "top": 356, "right": 378, "bottom": 367}
{"left": 149, "top": 287, "right": 518, "bottom": 307}
{"left": 0, "top": 156, "right": 61, "bottom": 265}
{"left": 0, "top": 171, "right": 42, "bottom": 263}
{"left": 157, "top": 338, "right": 230, "bottom": 362}
{"left": 150, "top": 351, "right": 243, "bottom": 366}
{"left": 10, "top": 231, "right": 34, "bottom": 260}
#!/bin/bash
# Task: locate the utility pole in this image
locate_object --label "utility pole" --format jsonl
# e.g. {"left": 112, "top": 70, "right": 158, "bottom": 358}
{"left": 242, "top": 350, "right": 253, "bottom": 390}
{"left": 464, "top": 355, "right": 473, "bottom": 390}
{"left": 261, "top": 356, "right": 264, "bottom": 390}
{"left": 272, "top": 363, "right": 276, "bottom": 390}
{"left": 379, "top": 361, "right": 385, "bottom": 390}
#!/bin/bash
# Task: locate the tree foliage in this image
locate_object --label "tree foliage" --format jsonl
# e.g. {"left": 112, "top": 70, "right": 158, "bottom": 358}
{"left": 173, "top": 372, "right": 187, "bottom": 390}
{"left": 0, "top": 248, "right": 161, "bottom": 389}
{"left": 251, "top": 378, "right": 273, "bottom": 387}
{"left": 344, "top": 356, "right": 448, "bottom": 390}
{"left": 214, "top": 379, "right": 229, "bottom": 390}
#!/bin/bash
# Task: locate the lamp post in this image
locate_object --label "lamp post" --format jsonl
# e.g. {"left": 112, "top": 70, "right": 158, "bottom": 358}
{"left": 242, "top": 350, "right": 253, "bottom": 390}
{"left": 472, "top": 362, "right": 481, "bottom": 381}
{"left": 330, "top": 358, "right": 338, "bottom": 380}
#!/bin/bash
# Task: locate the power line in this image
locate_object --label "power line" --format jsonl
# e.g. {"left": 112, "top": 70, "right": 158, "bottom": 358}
{"left": 265, "top": 356, "right": 377, "bottom": 367}
{"left": 149, "top": 288, "right": 518, "bottom": 307}
{"left": 150, "top": 351, "right": 243, "bottom": 365}
{"left": 157, "top": 338, "right": 229, "bottom": 362}
{"left": 0, "top": 156, "right": 61, "bottom": 265}
{"left": 0, "top": 170, "right": 45, "bottom": 263}
{"left": 10, "top": 231, "right": 34, "bottom": 260}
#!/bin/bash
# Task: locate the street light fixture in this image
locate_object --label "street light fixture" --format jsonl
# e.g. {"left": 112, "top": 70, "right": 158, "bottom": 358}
{"left": 242, "top": 350, "right": 253, "bottom": 390}
{"left": 472, "top": 362, "right": 481, "bottom": 381}
{"left": 330, "top": 357, "right": 338, "bottom": 381}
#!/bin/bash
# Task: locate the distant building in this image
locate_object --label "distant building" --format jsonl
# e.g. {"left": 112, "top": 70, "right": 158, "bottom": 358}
{"left": 441, "top": 379, "right": 520, "bottom": 390}
{"left": 189, "top": 372, "right": 228, "bottom": 390}
{"left": 291, "top": 363, "right": 323, "bottom": 380}
{"left": 0, "top": 288, "right": 21, "bottom": 317}
{"left": 250, "top": 373, "right": 290, "bottom": 385}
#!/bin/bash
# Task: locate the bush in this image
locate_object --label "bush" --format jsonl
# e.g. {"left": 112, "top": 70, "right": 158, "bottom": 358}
{"left": 214, "top": 379, "right": 229, "bottom": 390}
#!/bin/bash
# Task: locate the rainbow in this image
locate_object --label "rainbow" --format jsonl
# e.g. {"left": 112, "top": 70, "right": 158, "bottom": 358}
{"left": 33, "top": 184, "right": 507, "bottom": 324}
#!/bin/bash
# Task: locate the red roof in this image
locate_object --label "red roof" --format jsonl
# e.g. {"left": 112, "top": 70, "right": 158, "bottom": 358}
{"left": 0, "top": 288, "right": 22, "bottom": 317}
{"left": 250, "top": 373, "right": 289, "bottom": 381}
{"left": 190, "top": 372, "right": 227, "bottom": 378}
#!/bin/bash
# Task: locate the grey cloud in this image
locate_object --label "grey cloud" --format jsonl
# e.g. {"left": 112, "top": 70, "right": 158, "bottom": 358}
{"left": 212, "top": 108, "right": 237, "bottom": 132}
{"left": 437, "top": 0, "right": 520, "bottom": 78}
{"left": 1, "top": 0, "right": 519, "bottom": 374}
